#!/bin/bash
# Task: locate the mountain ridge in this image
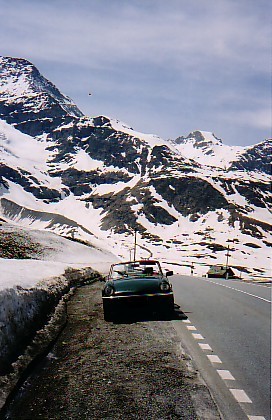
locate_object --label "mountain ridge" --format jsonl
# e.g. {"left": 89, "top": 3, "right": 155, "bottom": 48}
{"left": 0, "top": 56, "right": 271, "bottom": 279}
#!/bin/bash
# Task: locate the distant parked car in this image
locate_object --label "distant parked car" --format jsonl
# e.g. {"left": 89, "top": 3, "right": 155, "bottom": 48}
{"left": 207, "top": 265, "right": 235, "bottom": 279}
{"left": 102, "top": 260, "right": 174, "bottom": 321}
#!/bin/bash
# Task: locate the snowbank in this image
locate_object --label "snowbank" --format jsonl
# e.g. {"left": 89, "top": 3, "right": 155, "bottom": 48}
{"left": 0, "top": 259, "right": 73, "bottom": 291}
{"left": 0, "top": 266, "right": 102, "bottom": 373}
{"left": 0, "top": 222, "right": 119, "bottom": 409}
{"left": 0, "top": 224, "right": 117, "bottom": 373}
{"left": 0, "top": 267, "right": 100, "bottom": 410}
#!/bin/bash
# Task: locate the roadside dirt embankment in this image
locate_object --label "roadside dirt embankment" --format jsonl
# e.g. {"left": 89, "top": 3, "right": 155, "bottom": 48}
{"left": 2, "top": 282, "right": 220, "bottom": 420}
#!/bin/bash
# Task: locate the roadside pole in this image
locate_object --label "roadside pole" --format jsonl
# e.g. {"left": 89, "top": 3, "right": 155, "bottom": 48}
{"left": 225, "top": 244, "right": 230, "bottom": 279}
{"left": 133, "top": 229, "right": 137, "bottom": 261}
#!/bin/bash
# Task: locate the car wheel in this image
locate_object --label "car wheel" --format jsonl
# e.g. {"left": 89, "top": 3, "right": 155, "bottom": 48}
{"left": 161, "top": 300, "right": 175, "bottom": 317}
{"left": 103, "top": 300, "right": 113, "bottom": 321}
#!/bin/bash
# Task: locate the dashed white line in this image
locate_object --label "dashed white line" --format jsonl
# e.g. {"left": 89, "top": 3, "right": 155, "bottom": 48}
{"left": 217, "top": 369, "right": 235, "bottom": 380}
{"left": 229, "top": 389, "right": 252, "bottom": 403}
{"left": 181, "top": 313, "right": 266, "bottom": 419}
{"left": 207, "top": 354, "right": 222, "bottom": 364}
{"left": 245, "top": 281, "right": 271, "bottom": 288}
{"left": 192, "top": 333, "right": 204, "bottom": 340}
{"left": 203, "top": 279, "right": 271, "bottom": 303}
{"left": 198, "top": 343, "right": 212, "bottom": 350}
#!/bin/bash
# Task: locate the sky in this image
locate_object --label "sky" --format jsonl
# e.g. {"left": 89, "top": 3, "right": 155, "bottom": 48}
{"left": 0, "top": 0, "right": 271, "bottom": 146}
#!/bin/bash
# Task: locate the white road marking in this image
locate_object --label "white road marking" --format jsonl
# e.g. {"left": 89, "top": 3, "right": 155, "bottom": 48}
{"left": 192, "top": 333, "right": 204, "bottom": 340}
{"left": 187, "top": 325, "right": 197, "bottom": 330}
{"left": 203, "top": 279, "right": 271, "bottom": 303}
{"left": 180, "top": 312, "right": 265, "bottom": 419}
{"left": 198, "top": 343, "right": 212, "bottom": 350}
{"left": 217, "top": 369, "right": 235, "bottom": 380}
{"left": 245, "top": 282, "right": 271, "bottom": 288}
{"left": 207, "top": 354, "right": 222, "bottom": 363}
{"left": 229, "top": 389, "right": 252, "bottom": 403}
{"left": 179, "top": 301, "right": 266, "bottom": 420}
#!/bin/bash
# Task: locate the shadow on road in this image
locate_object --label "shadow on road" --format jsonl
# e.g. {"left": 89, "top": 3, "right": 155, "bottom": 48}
{"left": 110, "top": 304, "right": 188, "bottom": 324}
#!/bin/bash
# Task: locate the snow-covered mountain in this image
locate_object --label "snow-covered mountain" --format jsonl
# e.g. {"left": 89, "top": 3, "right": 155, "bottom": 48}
{"left": 0, "top": 56, "right": 271, "bottom": 279}
{"left": 171, "top": 130, "right": 271, "bottom": 174}
{"left": 170, "top": 131, "right": 243, "bottom": 168}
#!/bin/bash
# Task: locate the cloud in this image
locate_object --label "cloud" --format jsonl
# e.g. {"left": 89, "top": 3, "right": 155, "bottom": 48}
{"left": 0, "top": 0, "right": 270, "bottom": 145}
{"left": 227, "top": 109, "right": 271, "bottom": 131}
{"left": 1, "top": 0, "right": 269, "bottom": 73}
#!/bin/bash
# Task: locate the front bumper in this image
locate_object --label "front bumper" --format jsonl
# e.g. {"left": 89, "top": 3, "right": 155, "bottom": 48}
{"left": 102, "top": 292, "right": 174, "bottom": 310}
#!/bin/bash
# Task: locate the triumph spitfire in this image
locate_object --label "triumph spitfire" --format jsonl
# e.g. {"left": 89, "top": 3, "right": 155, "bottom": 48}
{"left": 102, "top": 260, "right": 174, "bottom": 320}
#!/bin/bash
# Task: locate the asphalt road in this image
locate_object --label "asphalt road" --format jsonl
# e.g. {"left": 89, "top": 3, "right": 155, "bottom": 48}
{"left": 171, "top": 275, "right": 271, "bottom": 420}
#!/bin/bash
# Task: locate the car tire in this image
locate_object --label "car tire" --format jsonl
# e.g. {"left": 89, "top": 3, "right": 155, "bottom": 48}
{"left": 161, "top": 299, "right": 175, "bottom": 318}
{"left": 103, "top": 300, "right": 113, "bottom": 321}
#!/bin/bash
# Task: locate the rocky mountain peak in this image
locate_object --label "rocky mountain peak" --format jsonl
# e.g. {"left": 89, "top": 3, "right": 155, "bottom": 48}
{"left": 0, "top": 56, "right": 83, "bottom": 136}
{"left": 169, "top": 130, "right": 246, "bottom": 169}
{"left": 174, "top": 130, "right": 222, "bottom": 149}
{"left": 1, "top": 56, "right": 61, "bottom": 101}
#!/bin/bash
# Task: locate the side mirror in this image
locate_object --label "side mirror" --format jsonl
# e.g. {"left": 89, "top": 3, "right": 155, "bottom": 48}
{"left": 166, "top": 271, "right": 173, "bottom": 277}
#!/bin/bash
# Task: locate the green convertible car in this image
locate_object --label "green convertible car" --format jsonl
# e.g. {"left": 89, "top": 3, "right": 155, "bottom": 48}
{"left": 102, "top": 259, "right": 174, "bottom": 321}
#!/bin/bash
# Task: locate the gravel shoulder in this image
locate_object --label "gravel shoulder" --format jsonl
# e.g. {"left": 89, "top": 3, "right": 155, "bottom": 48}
{"left": 2, "top": 282, "right": 220, "bottom": 419}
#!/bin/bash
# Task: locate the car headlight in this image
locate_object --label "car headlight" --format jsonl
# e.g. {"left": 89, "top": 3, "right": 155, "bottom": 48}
{"left": 104, "top": 285, "right": 115, "bottom": 296}
{"left": 160, "top": 281, "right": 171, "bottom": 292}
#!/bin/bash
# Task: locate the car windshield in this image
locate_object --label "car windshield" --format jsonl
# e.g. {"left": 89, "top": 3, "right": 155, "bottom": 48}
{"left": 109, "top": 260, "right": 163, "bottom": 280}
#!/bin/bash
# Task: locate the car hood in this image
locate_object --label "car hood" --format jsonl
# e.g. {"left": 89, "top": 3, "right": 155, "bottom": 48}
{"left": 112, "top": 277, "right": 163, "bottom": 294}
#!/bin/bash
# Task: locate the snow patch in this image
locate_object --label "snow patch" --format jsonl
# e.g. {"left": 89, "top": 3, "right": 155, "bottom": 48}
{"left": 110, "top": 118, "right": 179, "bottom": 152}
